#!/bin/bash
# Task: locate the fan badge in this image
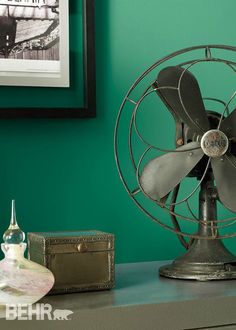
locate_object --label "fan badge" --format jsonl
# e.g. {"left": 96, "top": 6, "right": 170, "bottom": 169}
{"left": 201, "top": 129, "right": 229, "bottom": 158}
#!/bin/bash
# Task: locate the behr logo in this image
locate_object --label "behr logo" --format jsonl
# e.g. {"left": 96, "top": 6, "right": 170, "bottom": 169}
{"left": 6, "top": 304, "right": 74, "bottom": 321}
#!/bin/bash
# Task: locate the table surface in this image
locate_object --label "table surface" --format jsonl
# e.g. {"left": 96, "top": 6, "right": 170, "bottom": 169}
{"left": 43, "top": 259, "right": 236, "bottom": 309}
{"left": 2, "top": 260, "right": 236, "bottom": 330}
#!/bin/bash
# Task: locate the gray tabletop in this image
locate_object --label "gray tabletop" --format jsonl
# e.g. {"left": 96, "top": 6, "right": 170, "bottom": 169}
{"left": 44, "top": 260, "right": 236, "bottom": 309}
{"left": 2, "top": 260, "right": 236, "bottom": 330}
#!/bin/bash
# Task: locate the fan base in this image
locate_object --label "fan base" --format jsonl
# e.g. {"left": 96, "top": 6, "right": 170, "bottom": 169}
{"left": 159, "top": 263, "right": 236, "bottom": 281}
{"left": 159, "top": 238, "right": 236, "bottom": 281}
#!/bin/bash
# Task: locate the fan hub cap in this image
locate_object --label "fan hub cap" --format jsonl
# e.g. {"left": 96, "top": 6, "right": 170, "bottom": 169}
{"left": 201, "top": 129, "right": 229, "bottom": 158}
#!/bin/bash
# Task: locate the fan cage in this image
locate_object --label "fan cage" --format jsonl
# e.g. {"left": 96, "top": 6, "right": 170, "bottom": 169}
{"left": 114, "top": 44, "right": 236, "bottom": 240}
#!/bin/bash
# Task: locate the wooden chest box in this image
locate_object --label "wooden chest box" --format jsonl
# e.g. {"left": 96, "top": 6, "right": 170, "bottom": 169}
{"left": 27, "top": 230, "right": 115, "bottom": 294}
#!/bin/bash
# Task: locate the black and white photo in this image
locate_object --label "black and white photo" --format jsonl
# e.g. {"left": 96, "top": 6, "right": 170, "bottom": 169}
{"left": 0, "top": 0, "right": 69, "bottom": 87}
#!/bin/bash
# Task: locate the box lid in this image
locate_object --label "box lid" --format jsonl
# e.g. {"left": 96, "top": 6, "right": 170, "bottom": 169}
{"left": 27, "top": 230, "right": 114, "bottom": 255}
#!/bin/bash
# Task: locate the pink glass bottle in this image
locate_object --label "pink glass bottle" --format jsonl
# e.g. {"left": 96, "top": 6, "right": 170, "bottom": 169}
{"left": 0, "top": 200, "right": 54, "bottom": 306}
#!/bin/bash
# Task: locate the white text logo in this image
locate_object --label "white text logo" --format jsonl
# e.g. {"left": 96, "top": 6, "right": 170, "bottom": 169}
{"left": 6, "top": 304, "right": 74, "bottom": 321}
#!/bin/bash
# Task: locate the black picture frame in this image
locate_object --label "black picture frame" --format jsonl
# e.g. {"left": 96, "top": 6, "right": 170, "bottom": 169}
{"left": 0, "top": 0, "right": 96, "bottom": 119}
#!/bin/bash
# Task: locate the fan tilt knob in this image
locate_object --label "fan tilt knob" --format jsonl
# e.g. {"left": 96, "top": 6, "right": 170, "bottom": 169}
{"left": 200, "top": 129, "right": 229, "bottom": 158}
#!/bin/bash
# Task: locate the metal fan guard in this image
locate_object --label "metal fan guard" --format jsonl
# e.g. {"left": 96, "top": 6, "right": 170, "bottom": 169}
{"left": 114, "top": 44, "right": 236, "bottom": 240}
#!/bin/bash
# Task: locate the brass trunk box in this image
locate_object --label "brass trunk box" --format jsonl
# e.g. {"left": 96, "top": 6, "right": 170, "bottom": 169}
{"left": 27, "top": 230, "right": 115, "bottom": 294}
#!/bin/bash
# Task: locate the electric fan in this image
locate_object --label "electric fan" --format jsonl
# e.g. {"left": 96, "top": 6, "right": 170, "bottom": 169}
{"left": 114, "top": 45, "right": 236, "bottom": 280}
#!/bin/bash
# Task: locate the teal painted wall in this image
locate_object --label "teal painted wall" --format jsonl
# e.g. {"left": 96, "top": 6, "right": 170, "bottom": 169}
{"left": 0, "top": 0, "right": 236, "bottom": 263}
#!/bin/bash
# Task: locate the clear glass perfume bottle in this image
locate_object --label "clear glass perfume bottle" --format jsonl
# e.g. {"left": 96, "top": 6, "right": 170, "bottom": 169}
{"left": 0, "top": 200, "right": 54, "bottom": 306}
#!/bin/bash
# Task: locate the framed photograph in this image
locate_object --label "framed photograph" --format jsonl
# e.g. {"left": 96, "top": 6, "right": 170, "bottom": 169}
{"left": 0, "top": 0, "right": 96, "bottom": 118}
{"left": 0, "top": 0, "right": 69, "bottom": 88}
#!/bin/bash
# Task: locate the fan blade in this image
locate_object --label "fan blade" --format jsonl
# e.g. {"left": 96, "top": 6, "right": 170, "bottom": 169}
{"left": 220, "top": 108, "right": 236, "bottom": 138}
{"left": 156, "top": 66, "right": 209, "bottom": 135}
{"left": 139, "top": 142, "right": 204, "bottom": 200}
{"left": 211, "top": 154, "right": 236, "bottom": 212}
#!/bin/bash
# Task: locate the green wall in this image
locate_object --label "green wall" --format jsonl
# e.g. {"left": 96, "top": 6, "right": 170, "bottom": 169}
{"left": 0, "top": 0, "right": 236, "bottom": 263}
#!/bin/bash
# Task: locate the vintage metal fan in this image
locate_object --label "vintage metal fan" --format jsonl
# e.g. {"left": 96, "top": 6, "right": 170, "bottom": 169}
{"left": 114, "top": 45, "right": 236, "bottom": 280}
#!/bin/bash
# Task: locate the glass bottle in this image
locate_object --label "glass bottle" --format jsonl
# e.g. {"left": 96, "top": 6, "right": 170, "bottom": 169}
{"left": 0, "top": 200, "right": 54, "bottom": 306}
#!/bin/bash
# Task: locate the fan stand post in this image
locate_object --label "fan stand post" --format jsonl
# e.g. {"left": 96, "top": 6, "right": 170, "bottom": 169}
{"left": 159, "top": 175, "right": 236, "bottom": 280}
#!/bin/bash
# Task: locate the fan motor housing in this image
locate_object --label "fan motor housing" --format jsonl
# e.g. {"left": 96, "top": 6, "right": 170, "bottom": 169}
{"left": 177, "top": 111, "right": 225, "bottom": 178}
